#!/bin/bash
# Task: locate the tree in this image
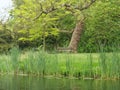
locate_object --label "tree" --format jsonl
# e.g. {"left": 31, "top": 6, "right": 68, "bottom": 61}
{"left": 10, "top": 0, "right": 96, "bottom": 52}
{"left": 35, "top": 0, "right": 97, "bottom": 52}
{"left": 78, "top": 0, "right": 120, "bottom": 52}
{"left": 10, "top": 0, "right": 60, "bottom": 50}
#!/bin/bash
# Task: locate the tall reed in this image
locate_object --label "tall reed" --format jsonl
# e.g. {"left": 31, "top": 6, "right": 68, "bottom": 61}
{"left": 10, "top": 47, "right": 20, "bottom": 74}
{"left": 0, "top": 46, "right": 120, "bottom": 79}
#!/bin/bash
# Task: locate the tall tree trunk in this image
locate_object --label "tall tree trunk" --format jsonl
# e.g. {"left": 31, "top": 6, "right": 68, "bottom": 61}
{"left": 68, "top": 20, "right": 84, "bottom": 53}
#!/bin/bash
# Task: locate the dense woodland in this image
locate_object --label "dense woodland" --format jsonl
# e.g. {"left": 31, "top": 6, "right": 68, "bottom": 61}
{"left": 0, "top": 0, "right": 120, "bottom": 53}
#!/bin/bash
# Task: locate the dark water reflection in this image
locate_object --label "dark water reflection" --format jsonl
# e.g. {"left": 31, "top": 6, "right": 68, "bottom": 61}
{"left": 0, "top": 75, "right": 120, "bottom": 90}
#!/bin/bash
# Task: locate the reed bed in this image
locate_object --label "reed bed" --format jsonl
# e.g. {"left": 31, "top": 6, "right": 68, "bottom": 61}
{"left": 0, "top": 47, "right": 120, "bottom": 79}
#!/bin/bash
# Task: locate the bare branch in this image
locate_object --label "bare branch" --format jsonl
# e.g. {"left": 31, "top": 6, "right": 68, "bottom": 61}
{"left": 33, "top": 2, "right": 57, "bottom": 21}
{"left": 33, "top": 3, "right": 44, "bottom": 21}
{"left": 75, "top": 0, "right": 96, "bottom": 11}
{"left": 33, "top": 12, "right": 43, "bottom": 21}
{"left": 64, "top": 0, "right": 96, "bottom": 12}
{"left": 59, "top": 30, "right": 74, "bottom": 33}
{"left": 33, "top": 0, "right": 96, "bottom": 21}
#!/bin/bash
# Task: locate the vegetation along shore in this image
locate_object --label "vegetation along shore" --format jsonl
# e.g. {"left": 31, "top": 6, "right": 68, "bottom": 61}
{"left": 0, "top": 47, "right": 120, "bottom": 80}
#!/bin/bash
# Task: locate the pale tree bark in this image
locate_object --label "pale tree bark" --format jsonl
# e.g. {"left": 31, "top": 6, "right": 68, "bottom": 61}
{"left": 68, "top": 19, "right": 84, "bottom": 53}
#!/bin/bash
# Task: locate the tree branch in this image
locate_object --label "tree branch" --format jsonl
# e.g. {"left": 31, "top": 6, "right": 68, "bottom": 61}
{"left": 76, "top": 0, "right": 96, "bottom": 11}
{"left": 59, "top": 30, "right": 74, "bottom": 33}
{"left": 33, "top": 0, "right": 96, "bottom": 21}
{"left": 33, "top": 3, "right": 45, "bottom": 21}
{"left": 64, "top": 0, "right": 96, "bottom": 11}
{"left": 33, "top": 2, "right": 57, "bottom": 21}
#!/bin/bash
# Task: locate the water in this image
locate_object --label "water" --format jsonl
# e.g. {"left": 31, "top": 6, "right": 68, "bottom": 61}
{"left": 0, "top": 75, "right": 120, "bottom": 90}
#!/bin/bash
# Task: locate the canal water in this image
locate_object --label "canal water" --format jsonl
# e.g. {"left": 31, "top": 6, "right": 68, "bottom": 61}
{"left": 0, "top": 75, "right": 120, "bottom": 90}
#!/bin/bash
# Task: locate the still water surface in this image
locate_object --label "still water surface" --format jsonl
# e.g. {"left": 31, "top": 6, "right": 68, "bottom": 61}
{"left": 0, "top": 75, "right": 120, "bottom": 90}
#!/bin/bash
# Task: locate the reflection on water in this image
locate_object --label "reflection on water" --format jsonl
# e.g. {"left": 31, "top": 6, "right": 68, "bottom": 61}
{"left": 0, "top": 75, "right": 120, "bottom": 90}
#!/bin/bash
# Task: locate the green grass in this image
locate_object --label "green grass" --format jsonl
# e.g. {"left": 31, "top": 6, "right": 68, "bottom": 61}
{"left": 0, "top": 47, "right": 120, "bottom": 79}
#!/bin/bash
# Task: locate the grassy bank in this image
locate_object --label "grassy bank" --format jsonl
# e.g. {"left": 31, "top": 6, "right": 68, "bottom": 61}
{"left": 0, "top": 47, "right": 120, "bottom": 79}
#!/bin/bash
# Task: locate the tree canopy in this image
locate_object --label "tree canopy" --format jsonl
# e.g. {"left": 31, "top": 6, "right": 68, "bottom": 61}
{"left": 0, "top": 0, "right": 119, "bottom": 52}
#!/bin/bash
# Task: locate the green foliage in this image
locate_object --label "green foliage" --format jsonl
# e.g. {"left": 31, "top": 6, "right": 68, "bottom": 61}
{"left": 0, "top": 22, "right": 13, "bottom": 53}
{"left": 78, "top": 1, "right": 120, "bottom": 52}
{"left": 10, "top": 0, "right": 65, "bottom": 49}
{"left": 6, "top": 0, "right": 120, "bottom": 52}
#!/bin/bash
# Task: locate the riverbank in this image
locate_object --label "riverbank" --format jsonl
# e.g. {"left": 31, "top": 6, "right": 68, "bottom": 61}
{"left": 0, "top": 48, "right": 120, "bottom": 80}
